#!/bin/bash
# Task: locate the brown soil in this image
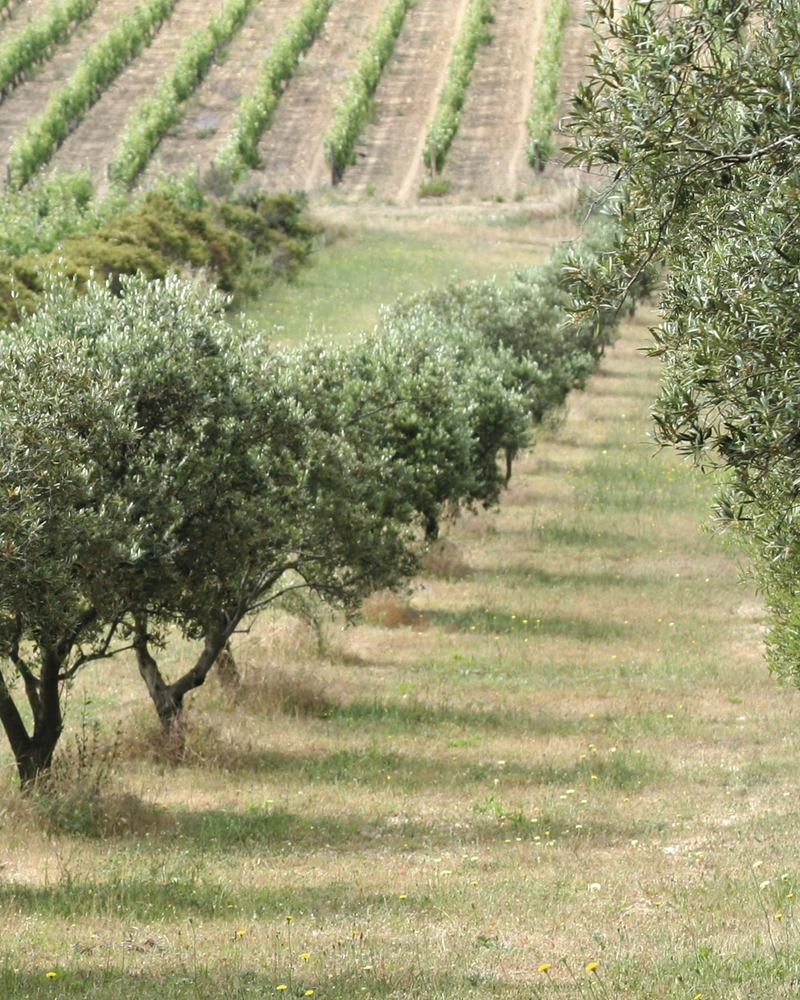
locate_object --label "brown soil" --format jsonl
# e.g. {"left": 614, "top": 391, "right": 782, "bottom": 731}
{"left": 144, "top": 0, "right": 305, "bottom": 185}
{"left": 0, "top": 0, "right": 594, "bottom": 207}
{"left": 335, "top": 0, "right": 470, "bottom": 202}
{"left": 0, "top": 0, "right": 60, "bottom": 41}
{"left": 253, "top": 0, "right": 386, "bottom": 193}
{"left": 443, "top": 0, "right": 546, "bottom": 199}
{"left": 54, "top": 0, "right": 231, "bottom": 193}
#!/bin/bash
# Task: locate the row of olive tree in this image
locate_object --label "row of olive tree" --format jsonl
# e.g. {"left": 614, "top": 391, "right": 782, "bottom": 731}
{"left": 0, "top": 233, "right": 618, "bottom": 788}
{"left": 0, "top": 275, "right": 412, "bottom": 785}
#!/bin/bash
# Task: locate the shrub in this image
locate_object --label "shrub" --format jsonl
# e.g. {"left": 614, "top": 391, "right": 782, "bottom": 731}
{"left": 0, "top": 184, "right": 315, "bottom": 324}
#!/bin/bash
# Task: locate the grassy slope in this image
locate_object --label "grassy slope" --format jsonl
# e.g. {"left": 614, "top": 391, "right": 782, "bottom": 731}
{"left": 2, "top": 213, "right": 800, "bottom": 999}
{"left": 236, "top": 199, "right": 577, "bottom": 342}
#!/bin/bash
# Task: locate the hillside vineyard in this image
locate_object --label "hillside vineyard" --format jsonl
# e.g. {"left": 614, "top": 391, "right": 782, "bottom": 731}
{"left": 0, "top": 0, "right": 587, "bottom": 200}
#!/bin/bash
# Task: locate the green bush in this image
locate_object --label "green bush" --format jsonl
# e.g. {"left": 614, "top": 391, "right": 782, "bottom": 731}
{"left": 0, "top": 170, "right": 113, "bottom": 257}
{"left": 418, "top": 177, "right": 452, "bottom": 197}
{"left": 0, "top": 185, "right": 315, "bottom": 325}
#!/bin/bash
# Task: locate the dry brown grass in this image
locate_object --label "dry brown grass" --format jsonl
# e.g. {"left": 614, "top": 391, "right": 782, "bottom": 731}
{"left": 420, "top": 537, "right": 473, "bottom": 580}
{"left": 360, "top": 589, "right": 426, "bottom": 629}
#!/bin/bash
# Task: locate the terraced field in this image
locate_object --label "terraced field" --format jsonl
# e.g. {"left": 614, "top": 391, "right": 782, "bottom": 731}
{"left": 0, "top": 0, "right": 589, "bottom": 201}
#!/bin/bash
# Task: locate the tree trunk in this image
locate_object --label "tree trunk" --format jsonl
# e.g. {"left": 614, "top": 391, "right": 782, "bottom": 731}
{"left": 134, "top": 616, "right": 232, "bottom": 750}
{"left": 504, "top": 445, "right": 517, "bottom": 484}
{"left": 133, "top": 617, "right": 186, "bottom": 737}
{"left": 215, "top": 640, "right": 241, "bottom": 691}
{"left": 424, "top": 512, "right": 440, "bottom": 542}
{"left": 0, "top": 651, "right": 63, "bottom": 789}
{"left": 15, "top": 733, "right": 60, "bottom": 788}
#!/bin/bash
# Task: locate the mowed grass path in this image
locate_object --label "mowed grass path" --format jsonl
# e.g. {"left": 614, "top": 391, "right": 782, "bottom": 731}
{"left": 3, "top": 296, "right": 800, "bottom": 996}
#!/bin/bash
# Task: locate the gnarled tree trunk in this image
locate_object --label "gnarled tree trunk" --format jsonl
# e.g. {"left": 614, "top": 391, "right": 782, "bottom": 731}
{"left": 0, "top": 648, "right": 64, "bottom": 789}
{"left": 214, "top": 640, "right": 241, "bottom": 691}
{"left": 133, "top": 616, "right": 230, "bottom": 753}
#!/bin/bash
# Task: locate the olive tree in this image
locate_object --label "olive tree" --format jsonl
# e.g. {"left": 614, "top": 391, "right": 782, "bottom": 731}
{"left": 0, "top": 275, "right": 426, "bottom": 781}
{"left": 566, "top": 0, "right": 800, "bottom": 681}
{"left": 289, "top": 319, "right": 533, "bottom": 543}
{"left": 381, "top": 250, "right": 617, "bottom": 481}
{"left": 0, "top": 334, "right": 139, "bottom": 785}
{"left": 9, "top": 275, "right": 424, "bottom": 744}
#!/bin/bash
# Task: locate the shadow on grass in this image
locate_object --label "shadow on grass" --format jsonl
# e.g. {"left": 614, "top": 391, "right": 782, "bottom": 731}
{"left": 0, "top": 810, "right": 633, "bottom": 921}
{"left": 218, "top": 741, "right": 667, "bottom": 796}
{"left": 534, "top": 521, "right": 636, "bottom": 549}
{"left": 425, "top": 606, "right": 628, "bottom": 641}
{"left": 0, "top": 966, "right": 568, "bottom": 1000}
{"left": 171, "top": 736, "right": 655, "bottom": 791}
{"left": 327, "top": 697, "right": 570, "bottom": 733}
{"left": 1, "top": 741, "right": 659, "bottom": 861}
{"left": 471, "top": 563, "right": 630, "bottom": 589}
{"left": 0, "top": 865, "right": 425, "bottom": 923}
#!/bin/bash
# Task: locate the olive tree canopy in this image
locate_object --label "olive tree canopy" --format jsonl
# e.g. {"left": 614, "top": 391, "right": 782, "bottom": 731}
{"left": 566, "top": 0, "right": 800, "bottom": 681}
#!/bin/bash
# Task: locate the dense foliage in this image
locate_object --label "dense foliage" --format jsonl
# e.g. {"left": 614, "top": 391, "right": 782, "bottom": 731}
{"left": 0, "top": 180, "right": 315, "bottom": 325}
{"left": 0, "top": 219, "right": 621, "bottom": 785}
{"left": 384, "top": 234, "right": 623, "bottom": 479}
{"left": 566, "top": 0, "right": 800, "bottom": 682}
{"left": 0, "top": 170, "right": 115, "bottom": 258}
{"left": 0, "top": 276, "right": 418, "bottom": 781}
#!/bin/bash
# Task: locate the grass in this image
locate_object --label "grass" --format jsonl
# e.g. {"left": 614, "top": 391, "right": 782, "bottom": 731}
{"left": 418, "top": 177, "right": 452, "bottom": 197}
{"left": 235, "top": 195, "right": 576, "bottom": 342}
{"left": 2, "top": 208, "right": 800, "bottom": 997}
{"left": 238, "top": 225, "right": 478, "bottom": 342}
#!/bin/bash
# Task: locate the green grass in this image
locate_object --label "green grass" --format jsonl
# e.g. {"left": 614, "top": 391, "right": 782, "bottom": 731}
{"left": 235, "top": 208, "right": 563, "bottom": 342}
{"left": 238, "top": 228, "right": 472, "bottom": 341}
